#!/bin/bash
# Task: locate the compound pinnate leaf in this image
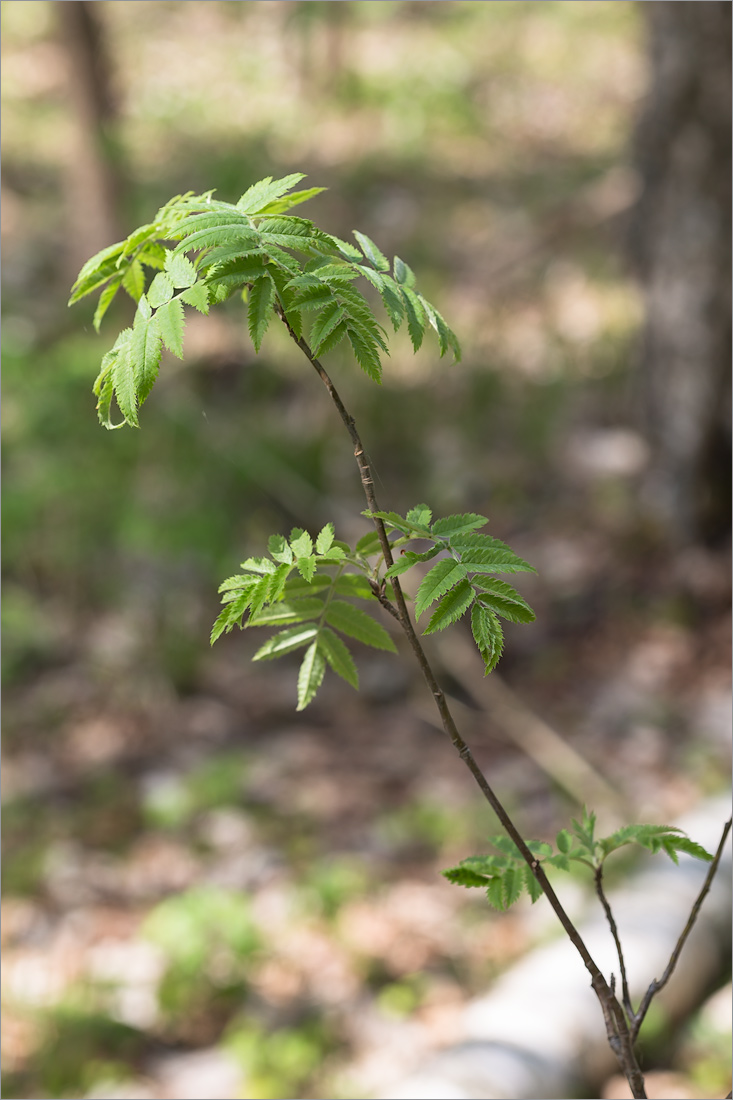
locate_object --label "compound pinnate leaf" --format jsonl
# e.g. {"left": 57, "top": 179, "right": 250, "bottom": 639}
{"left": 324, "top": 600, "right": 397, "bottom": 652}
{"left": 414, "top": 557, "right": 467, "bottom": 619}
{"left": 423, "top": 579, "right": 474, "bottom": 635}
{"left": 297, "top": 641, "right": 326, "bottom": 710}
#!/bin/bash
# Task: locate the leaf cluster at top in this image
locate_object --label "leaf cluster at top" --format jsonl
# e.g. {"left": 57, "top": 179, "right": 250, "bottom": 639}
{"left": 443, "top": 807, "right": 714, "bottom": 912}
{"left": 69, "top": 173, "right": 461, "bottom": 429}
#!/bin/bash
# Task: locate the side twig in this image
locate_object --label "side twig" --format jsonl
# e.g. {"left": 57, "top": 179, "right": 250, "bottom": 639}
{"left": 629, "top": 817, "right": 732, "bottom": 1043}
{"left": 595, "top": 864, "right": 634, "bottom": 1022}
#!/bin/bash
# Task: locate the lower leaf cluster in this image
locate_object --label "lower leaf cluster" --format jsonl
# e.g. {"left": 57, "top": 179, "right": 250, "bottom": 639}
{"left": 443, "top": 817, "right": 714, "bottom": 912}
{"left": 212, "top": 524, "right": 397, "bottom": 711}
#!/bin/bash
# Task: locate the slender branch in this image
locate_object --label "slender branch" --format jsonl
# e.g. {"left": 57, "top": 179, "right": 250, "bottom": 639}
{"left": 276, "top": 306, "right": 648, "bottom": 1098}
{"left": 595, "top": 863, "right": 634, "bottom": 1022}
{"left": 630, "top": 817, "right": 732, "bottom": 1043}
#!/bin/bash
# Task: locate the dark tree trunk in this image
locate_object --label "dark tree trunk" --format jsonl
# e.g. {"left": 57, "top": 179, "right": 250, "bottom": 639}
{"left": 57, "top": 0, "right": 125, "bottom": 275}
{"left": 630, "top": 1, "right": 731, "bottom": 546}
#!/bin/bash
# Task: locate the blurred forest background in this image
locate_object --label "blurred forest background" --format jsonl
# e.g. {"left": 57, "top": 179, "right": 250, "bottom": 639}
{"left": 2, "top": 3, "right": 730, "bottom": 1099}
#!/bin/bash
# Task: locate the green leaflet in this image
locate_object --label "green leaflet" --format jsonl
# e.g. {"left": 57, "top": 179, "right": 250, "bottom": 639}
{"left": 414, "top": 558, "right": 466, "bottom": 619}
{"left": 432, "top": 513, "right": 488, "bottom": 538}
{"left": 290, "top": 530, "right": 313, "bottom": 558}
{"left": 171, "top": 211, "right": 254, "bottom": 240}
{"left": 253, "top": 624, "right": 319, "bottom": 661}
{"left": 247, "top": 276, "right": 276, "bottom": 351}
{"left": 471, "top": 603, "right": 504, "bottom": 674}
{"left": 259, "top": 215, "right": 334, "bottom": 251}
{"left": 355, "top": 530, "right": 383, "bottom": 557}
{"left": 165, "top": 252, "right": 197, "bottom": 289}
{"left": 69, "top": 241, "right": 125, "bottom": 303}
{"left": 259, "top": 186, "right": 328, "bottom": 215}
{"left": 237, "top": 173, "right": 307, "bottom": 215}
{"left": 315, "top": 523, "right": 335, "bottom": 555}
{"left": 249, "top": 599, "right": 324, "bottom": 627}
{"left": 324, "top": 600, "right": 397, "bottom": 652}
{"left": 406, "top": 504, "right": 433, "bottom": 528}
{"left": 268, "top": 534, "right": 294, "bottom": 564}
{"left": 393, "top": 255, "right": 416, "bottom": 287}
{"left": 210, "top": 591, "right": 251, "bottom": 643}
{"left": 347, "top": 327, "right": 383, "bottom": 383}
{"left": 474, "top": 579, "right": 536, "bottom": 624}
{"left": 109, "top": 329, "right": 137, "bottom": 427}
{"left": 206, "top": 256, "right": 267, "bottom": 290}
{"left": 310, "top": 302, "right": 346, "bottom": 355}
{"left": 178, "top": 282, "right": 210, "bottom": 314}
{"left": 130, "top": 311, "right": 163, "bottom": 406}
{"left": 93, "top": 278, "right": 122, "bottom": 333}
{"left": 173, "top": 224, "right": 260, "bottom": 256}
{"left": 155, "top": 297, "right": 186, "bottom": 358}
{"left": 122, "top": 260, "right": 145, "bottom": 303}
{"left": 297, "top": 641, "right": 326, "bottom": 711}
{"left": 296, "top": 556, "right": 317, "bottom": 583}
{"left": 449, "top": 533, "right": 536, "bottom": 575}
{"left": 147, "top": 272, "right": 175, "bottom": 309}
{"left": 400, "top": 286, "right": 426, "bottom": 352}
{"left": 318, "top": 627, "right": 359, "bottom": 689}
{"left": 423, "top": 579, "right": 474, "bottom": 634}
{"left": 289, "top": 284, "right": 335, "bottom": 312}
{"left": 353, "top": 231, "right": 389, "bottom": 272}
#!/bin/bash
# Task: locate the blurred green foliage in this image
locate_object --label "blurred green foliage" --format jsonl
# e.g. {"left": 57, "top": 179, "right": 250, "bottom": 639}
{"left": 142, "top": 886, "right": 261, "bottom": 1024}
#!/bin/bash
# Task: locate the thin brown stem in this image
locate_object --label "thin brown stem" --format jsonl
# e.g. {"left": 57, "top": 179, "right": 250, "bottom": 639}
{"left": 630, "top": 817, "right": 732, "bottom": 1043}
{"left": 277, "top": 308, "right": 647, "bottom": 1097}
{"left": 595, "top": 864, "right": 634, "bottom": 1022}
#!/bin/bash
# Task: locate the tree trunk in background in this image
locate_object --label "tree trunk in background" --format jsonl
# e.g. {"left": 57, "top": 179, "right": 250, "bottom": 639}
{"left": 57, "top": 0, "right": 124, "bottom": 276}
{"left": 630, "top": 1, "right": 731, "bottom": 546}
